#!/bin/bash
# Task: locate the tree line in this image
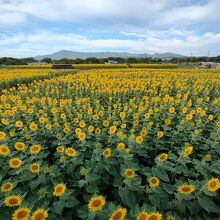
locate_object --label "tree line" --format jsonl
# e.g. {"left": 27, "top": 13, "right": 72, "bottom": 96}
{"left": 0, "top": 56, "right": 220, "bottom": 65}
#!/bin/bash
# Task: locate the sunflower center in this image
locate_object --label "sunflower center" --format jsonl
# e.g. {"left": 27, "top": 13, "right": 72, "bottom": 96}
{"left": 127, "top": 171, "right": 133, "bottom": 176}
{"left": 32, "top": 165, "right": 38, "bottom": 170}
{"left": 35, "top": 213, "right": 44, "bottom": 220}
{"left": 113, "top": 211, "right": 122, "bottom": 220}
{"left": 160, "top": 155, "right": 166, "bottom": 160}
{"left": 68, "top": 149, "right": 74, "bottom": 154}
{"left": 148, "top": 215, "right": 158, "bottom": 220}
{"left": 139, "top": 214, "right": 147, "bottom": 220}
{"left": 4, "top": 184, "right": 11, "bottom": 189}
{"left": 2, "top": 147, "right": 7, "bottom": 152}
{"left": 182, "top": 186, "right": 190, "bottom": 192}
{"left": 104, "top": 150, "right": 109, "bottom": 155}
{"left": 151, "top": 179, "right": 157, "bottom": 184}
{"left": 56, "top": 186, "right": 63, "bottom": 193}
{"left": 17, "top": 211, "right": 28, "bottom": 218}
{"left": 12, "top": 160, "right": 19, "bottom": 165}
{"left": 210, "top": 181, "right": 217, "bottom": 188}
{"left": 92, "top": 199, "right": 101, "bottom": 207}
{"left": 9, "top": 198, "right": 18, "bottom": 204}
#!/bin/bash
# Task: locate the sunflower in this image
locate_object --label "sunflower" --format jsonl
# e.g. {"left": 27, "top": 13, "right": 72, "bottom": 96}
{"left": 208, "top": 115, "right": 213, "bottom": 121}
{"left": 65, "top": 147, "right": 77, "bottom": 157}
{"left": 109, "top": 207, "right": 127, "bottom": 220}
{"left": 88, "top": 125, "right": 95, "bottom": 132}
{"left": 4, "top": 195, "right": 22, "bottom": 207}
{"left": 31, "top": 208, "right": 48, "bottom": 220}
{"left": 149, "top": 177, "right": 160, "bottom": 187}
{"left": 44, "top": 167, "right": 50, "bottom": 174}
{"left": 117, "top": 143, "right": 125, "bottom": 150}
{"left": 45, "top": 124, "right": 51, "bottom": 130}
{"left": 14, "top": 142, "right": 25, "bottom": 151}
{"left": 0, "top": 145, "right": 11, "bottom": 155}
{"left": 78, "top": 132, "right": 86, "bottom": 141}
{"left": 88, "top": 195, "right": 106, "bottom": 212}
{"left": 29, "top": 123, "right": 38, "bottom": 131}
{"left": 39, "top": 117, "right": 46, "bottom": 123}
{"left": 9, "top": 158, "right": 22, "bottom": 169}
{"left": 95, "top": 128, "right": 101, "bottom": 134}
{"left": 102, "top": 120, "right": 109, "bottom": 127}
{"left": 135, "top": 136, "right": 143, "bottom": 144}
{"left": 121, "top": 123, "right": 126, "bottom": 129}
{"left": 157, "top": 131, "right": 164, "bottom": 138}
{"left": 79, "top": 121, "right": 86, "bottom": 128}
{"left": 60, "top": 156, "right": 66, "bottom": 162}
{"left": 63, "top": 127, "right": 70, "bottom": 134}
{"left": 51, "top": 107, "right": 58, "bottom": 114}
{"left": 147, "top": 212, "right": 163, "bottom": 220}
{"left": 167, "top": 215, "right": 175, "bottom": 220}
{"left": 169, "top": 107, "right": 175, "bottom": 114}
{"left": 53, "top": 183, "right": 66, "bottom": 197}
{"left": 119, "top": 112, "right": 125, "bottom": 118}
{"left": 178, "top": 184, "right": 195, "bottom": 194}
{"left": 1, "top": 182, "right": 14, "bottom": 193}
{"left": 207, "top": 178, "right": 220, "bottom": 192}
{"left": 103, "top": 148, "right": 111, "bottom": 158}
{"left": 157, "top": 153, "right": 168, "bottom": 162}
{"left": 29, "top": 144, "right": 41, "bottom": 154}
{"left": 93, "top": 114, "right": 99, "bottom": 120}
{"left": 140, "top": 129, "right": 147, "bottom": 136}
{"left": 109, "top": 126, "right": 117, "bottom": 134}
{"left": 12, "top": 207, "right": 30, "bottom": 220}
{"left": 165, "top": 119, "right": 171, "bottom": 125}
{"left": 29, "top": 163, "right": 41, "bottom": 173}
{"left": 15, "top": 121, "right": 23, "bottom": 128}
{"left": 137, "top": 211, "right": 148, "bottom": 220}
{"left": 204, "top": 154, "right": 212, "bottom": 161}
{"left": 183, "top": 146, "right": 193, "bottom": 157}
{"left": 186, "top": 114, "right": 193, "bottom": 120}
{"left": 124, "top": 168, "right": 135, "bottom": 179}
{"left": 0, "top": 131, "right": 6, "bottom": 140}
{"left": 56, "top": 146, "right": 64, "bottom": 153}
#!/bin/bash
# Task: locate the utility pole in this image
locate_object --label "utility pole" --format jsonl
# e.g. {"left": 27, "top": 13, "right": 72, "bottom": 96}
{"left": 206, "top": 51, "right": 210, "bottom": 62}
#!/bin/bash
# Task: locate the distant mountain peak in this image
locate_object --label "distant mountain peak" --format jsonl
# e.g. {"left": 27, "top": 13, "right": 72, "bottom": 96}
{"left": 35, "top": 50, "right": 185, "bottom": 60}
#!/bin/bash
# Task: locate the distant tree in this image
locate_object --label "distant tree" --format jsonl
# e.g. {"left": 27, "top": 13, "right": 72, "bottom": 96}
{"left": 85, "top": 57, "right": 100, "bottom": 64}
{"left": 127, "top": 57, "right": 138, "bottom": 63}
{"left": 74, "top": 58, "right": 85, "bottom": 64}
{"left": 41, "top": 58, "right": 53, "bottom": 63}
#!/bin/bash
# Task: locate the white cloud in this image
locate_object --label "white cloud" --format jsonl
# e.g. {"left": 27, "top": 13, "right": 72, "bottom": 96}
{"left": 1, "top": 30, "right": 220, "bottom": 57}
{"left": 0, "top": 0, "right": 220, "bottom": 56}
{"left": 1, "top": 0, "right": 220, "bottom": 28}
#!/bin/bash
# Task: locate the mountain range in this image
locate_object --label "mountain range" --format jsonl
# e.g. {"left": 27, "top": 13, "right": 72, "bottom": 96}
{"left": 35, "top": 50, "right": 185, "bottom": 60}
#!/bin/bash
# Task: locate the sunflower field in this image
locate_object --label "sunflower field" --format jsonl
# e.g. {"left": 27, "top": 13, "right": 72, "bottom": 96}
{"left": 0, "top": 68, "right": 220, "bottom": 220}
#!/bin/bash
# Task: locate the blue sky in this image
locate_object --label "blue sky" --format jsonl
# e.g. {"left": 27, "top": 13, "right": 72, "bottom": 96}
{"left": 0, "top": 0, "right": 220, "bottom": 57}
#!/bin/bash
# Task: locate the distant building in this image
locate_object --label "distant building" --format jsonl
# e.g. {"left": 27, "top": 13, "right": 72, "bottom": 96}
{"left": 28, "top": 62, "right": 48, "bottom": 65}
{"left": 199, "top": 62, "right": 220, "bottom": 68}
{"left": 105, "top": 60, "right": 118, "bottom": 64}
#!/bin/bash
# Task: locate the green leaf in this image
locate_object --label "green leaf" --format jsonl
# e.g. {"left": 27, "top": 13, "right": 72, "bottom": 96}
{"left": 51, "top": 201, "right": 64, "bottom": 215}
{"left": 198, "top": 194, "right": 220, "bottom": 214}
{"left": 77, "top": 205, "right": 88, "bottom": 219}
{"left": 65, "top": 196, "right": 80, "bottom": 208}
{"left": 162, "top": 183, "right": 175, "bottom": 194}
{"left": 152, "top": 168, "right": 169, "bottom": 182}
{"left": 118, "top": 187, "right": 136, "bottom": 208}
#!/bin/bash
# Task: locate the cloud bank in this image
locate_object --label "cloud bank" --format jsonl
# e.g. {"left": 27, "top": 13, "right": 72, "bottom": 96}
{"left": 0, "top": 0, "right": 220, "bottom": 57}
